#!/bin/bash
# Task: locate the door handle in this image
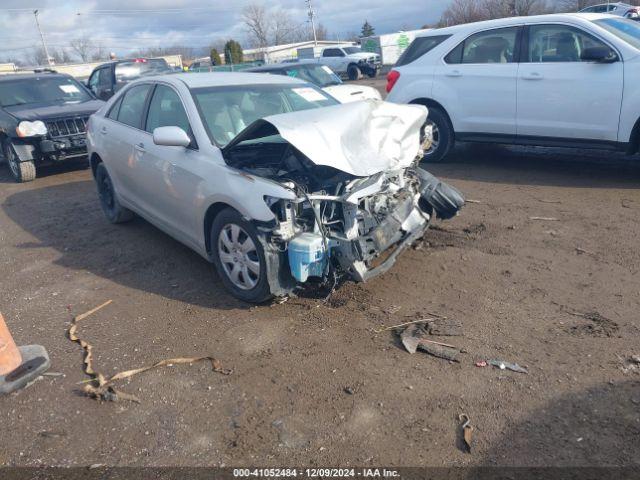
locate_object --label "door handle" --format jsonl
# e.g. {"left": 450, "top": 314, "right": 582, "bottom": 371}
{"left": 445, "top": 70, "right": 462, "bottom": 77}
{"left": 134, "top": 142, "right": 145, "bottom": 152}
{"left": 522, "top": 72, "right": 543, "bottom": 80}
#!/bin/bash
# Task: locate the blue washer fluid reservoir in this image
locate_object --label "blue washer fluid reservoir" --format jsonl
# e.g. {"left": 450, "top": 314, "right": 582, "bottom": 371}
{"left": 287, "top": 232, "right": 329, "bottom": 282}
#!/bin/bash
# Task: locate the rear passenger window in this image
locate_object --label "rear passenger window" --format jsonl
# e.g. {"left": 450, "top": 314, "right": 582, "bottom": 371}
{"left": 107, "top": 96, "right": 123, "bottom": 120}
{"left": 117, "top": 84, "right": 152, "bottom": 129}
{"left": 445, "top": 27, "right": 519, "bottom": 64}
{"left": 396, "top": 35, "right": 451, "bottom": 66}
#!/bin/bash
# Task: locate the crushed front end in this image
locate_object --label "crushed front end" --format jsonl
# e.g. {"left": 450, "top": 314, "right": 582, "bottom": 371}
{"left": 222, "top": 100, "right": 464, "bottom": 296}
{"left": 262, "top": 163, "right": 464, "bottom": 288}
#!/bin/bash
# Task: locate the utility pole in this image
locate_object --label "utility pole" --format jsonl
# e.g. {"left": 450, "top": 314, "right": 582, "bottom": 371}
{"left": 33, "top": 10, "right": 53, "bottom": 66}
{"left": 306, "top": 0, "right": 318, "bottom": 47}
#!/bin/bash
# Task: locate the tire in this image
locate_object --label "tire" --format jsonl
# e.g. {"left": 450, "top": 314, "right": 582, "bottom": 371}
{"left": 94, "top": 163, "right": 134, "bottom": 224}
{"left": 210, "top": 208, "right": 272, "bottom": 303}
{"left": 366, "top": 68, "right": 378, "bottom": 78}
{"left": 347, "top": 64, "right": 362, "bottom": 81}
{"left": 420, "top": 106, "right": 454, "bottom": 163}
{"left": 3, "top": 140, "right": 36, "bottom": 183}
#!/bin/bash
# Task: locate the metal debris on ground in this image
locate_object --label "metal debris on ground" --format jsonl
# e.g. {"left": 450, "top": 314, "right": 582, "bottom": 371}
{"left": 68, "top": 300, "right": 232, "bottom": 403}
{"left": 488, "top": 359, "right": 528, "bottom": 374}
{"left": 399, "top": 323, "right": 461, "bottom": 362}
{"left": 459, "top": 413, "right": 473, "bottom": 453}
{"left": 529, "top": 216, "right": 559, "bottom": 221}
{"left": 374, "top": 317, "right": 440, "bottom": 333}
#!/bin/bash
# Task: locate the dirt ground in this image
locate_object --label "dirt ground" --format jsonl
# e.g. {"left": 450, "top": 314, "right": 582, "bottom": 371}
{"left": 1, "top": 79, "right": 640, "bottom": 469}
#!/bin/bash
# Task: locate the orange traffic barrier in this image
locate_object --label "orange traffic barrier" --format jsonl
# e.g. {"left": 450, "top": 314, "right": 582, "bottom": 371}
{"left": 0, "top": 313, "right": 22, "bottom": 375}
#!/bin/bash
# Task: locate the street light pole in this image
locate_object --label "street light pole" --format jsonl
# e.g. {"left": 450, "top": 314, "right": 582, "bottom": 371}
{"left": 33, "top": 10, "right": 53, "bottom": 66}
{"left": 306, "top": 0, "right": 318, "bottom": 47}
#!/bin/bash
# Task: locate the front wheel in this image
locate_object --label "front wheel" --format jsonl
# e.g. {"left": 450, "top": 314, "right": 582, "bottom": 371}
{"left": 3, "top": 140, "right": 36, "bottom": 183}
{"left": 420, "top": 107, "right": 454, "bottom": 163}
{"left": 211, "top": 208, "right": 272, "bottom": 303}
{"left": 95, "top": 163, "right": 134, "bottom": 223}
{"left": 347, "top": 64, "right": 362, "bottom": 81}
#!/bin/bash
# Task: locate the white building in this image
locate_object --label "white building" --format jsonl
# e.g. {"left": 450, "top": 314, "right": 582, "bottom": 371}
{"left": 360, "top": 29, "right": 432, "bottom": 66}
{"left": 244, "top": 40, "right": 356, "bottom": 64}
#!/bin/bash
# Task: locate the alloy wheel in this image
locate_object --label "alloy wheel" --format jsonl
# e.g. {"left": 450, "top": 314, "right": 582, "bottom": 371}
{"left": 218, "top": 224, "right": 261, "bottom": 290}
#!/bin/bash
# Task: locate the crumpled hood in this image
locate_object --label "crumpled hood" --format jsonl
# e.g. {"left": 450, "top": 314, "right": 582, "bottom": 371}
{"left": 226, "top": 100, "right": 427, "bottom": 177}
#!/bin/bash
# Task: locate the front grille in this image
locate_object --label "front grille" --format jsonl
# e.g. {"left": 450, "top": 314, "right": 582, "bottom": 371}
{"left": 45, "top": 116, "right": 89, "bottom": 139}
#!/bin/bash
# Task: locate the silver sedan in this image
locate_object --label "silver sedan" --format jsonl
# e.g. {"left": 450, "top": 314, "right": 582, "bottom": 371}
{"left": 87, "top": 72, "right": 464, "bottom": 302}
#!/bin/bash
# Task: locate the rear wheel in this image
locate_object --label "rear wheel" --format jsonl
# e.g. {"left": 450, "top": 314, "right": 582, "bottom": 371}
{"left": 420, "top": 107, "right": 454, "bottom": 163}
{"left": 347, "top": 64, "right": 362, "bottom": 81}
{"left": 3, "top": 140, "right": 36, "bottom": 183}
{"left": 95, "top": 163, "right": 134, "bottom": 223}
{"left": 211, "top": 208, "right": 272, "bottom": 303}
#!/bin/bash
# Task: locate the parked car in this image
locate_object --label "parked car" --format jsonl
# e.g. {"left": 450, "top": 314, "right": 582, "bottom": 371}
{"left": 87, "top": 73, "right": 463, "bottom": 302}
{"left": 0, "top": 71, "right": 104, "bottom": 182}
{"left": 87, "top": 58, "right": 173, "bottom": 101}
{"left": 246, "top": 62, "right": 382, "bottom": 103}
{"left": 300, "top": 46, "right": 381, "bottom": 80}
{"left": 386, "top": 13, "right": 640, "bottom": 162}
{"left": 579, "top": 2, "right": 639, "bottom": 19}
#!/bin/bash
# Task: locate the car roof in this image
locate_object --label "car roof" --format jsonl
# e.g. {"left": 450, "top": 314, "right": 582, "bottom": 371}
{"left": 137, "top": 71, "right": 308, "bottom": 88}
{"left": 0, "top": 72, "right": 70, "bottom": 82}
{"left": 422, "top": 12, "right": 614, "bottom": 36}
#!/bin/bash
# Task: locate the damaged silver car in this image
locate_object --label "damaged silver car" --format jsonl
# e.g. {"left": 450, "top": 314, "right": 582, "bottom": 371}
{"left": 87, "top": 73, "right": 464, "bottom": 302}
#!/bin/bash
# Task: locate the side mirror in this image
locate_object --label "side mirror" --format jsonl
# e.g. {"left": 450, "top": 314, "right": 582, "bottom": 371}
{"left": 153, "top": 126, "right": 191, "bottom": 147}
{"left": 580, "top": 46, "right": 617, "bottom": 63}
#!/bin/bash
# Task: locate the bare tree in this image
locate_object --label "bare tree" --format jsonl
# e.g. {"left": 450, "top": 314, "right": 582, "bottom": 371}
{"left": 555, "top": 0, "right": 598, "bottom": 11}
{"left": 315, "top": 23, "right": 329, "bottom": 41}
{"left": 440, "top": 0, "right": 488, "bottom": 26}
{"left": 242, "top": 4, "right": 271, "bottom": 49}
{"left": 273, "top": 10, "right": 303, "bottom": 44}
{"left": 439, "top": 0, "right": 552, "bottom": 25}
{"left": 69, "top": 36, "right": 94, "bottom": 62}
{"left": 91, "top": 44, "right": 107, "bottom": 62}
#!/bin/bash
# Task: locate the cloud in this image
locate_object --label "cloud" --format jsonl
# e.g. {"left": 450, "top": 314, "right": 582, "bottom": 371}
{"left": 0, "top": 0, "right": 448, "bottom": 61}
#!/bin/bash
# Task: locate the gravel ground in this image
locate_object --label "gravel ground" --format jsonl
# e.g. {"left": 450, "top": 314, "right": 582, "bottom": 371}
{"left": 0, "top": 79, "right": 639, "bottom": 468}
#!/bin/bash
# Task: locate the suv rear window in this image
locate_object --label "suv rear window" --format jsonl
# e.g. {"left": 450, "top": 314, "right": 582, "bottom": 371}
{"left": 115, "top": 59, "right": 172, "bottom": 81}
{"left": 395, "top": 35, "right": 451, "bottom": 66}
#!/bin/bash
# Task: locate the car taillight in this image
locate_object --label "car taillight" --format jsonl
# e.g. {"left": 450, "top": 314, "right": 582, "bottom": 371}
{"left": 386, "top": 70, "right": 400, "bottom": 93}
{"left": 134, "top": 58, "right": 147, "bottom": 63}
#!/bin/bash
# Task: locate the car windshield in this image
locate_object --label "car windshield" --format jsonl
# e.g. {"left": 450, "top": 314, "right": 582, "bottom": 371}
{"left": 115, "top": 59, "right": 173, "bottom": 81}
{"left": 594, "top": 17, "right": 640, "bottom": 49}
{"left": 191, "top": 83, "right": 339, "bottom": 147}
{"left": 280, "top": 64, "right": 342, "bottom": 87}
{"left": 343, "top": 47, "right": 362, "bottom": 54}
{"left": 0, "top": 76, "right": 92, "bottom": 107}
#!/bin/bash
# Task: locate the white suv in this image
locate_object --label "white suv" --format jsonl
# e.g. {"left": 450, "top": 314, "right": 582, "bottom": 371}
{"left": 386, "top": 13, "right": 640, "bottom": 162}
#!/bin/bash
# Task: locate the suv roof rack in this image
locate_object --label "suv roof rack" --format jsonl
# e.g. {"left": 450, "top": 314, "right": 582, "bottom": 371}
{"left": 33, "top": 68, "right": 58, "bottom": 74}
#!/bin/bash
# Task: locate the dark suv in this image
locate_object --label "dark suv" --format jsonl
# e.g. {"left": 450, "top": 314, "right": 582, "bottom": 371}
{"left": 87, "top": 58, "right": 173, "bottom": 100}
{"left": 0, "top": 72, "right": 104, "bottom": 182}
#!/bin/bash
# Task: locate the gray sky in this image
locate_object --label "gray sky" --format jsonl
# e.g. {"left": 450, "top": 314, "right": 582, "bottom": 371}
{"left": 0, "top": 0, "right": 448, "bottom": 61}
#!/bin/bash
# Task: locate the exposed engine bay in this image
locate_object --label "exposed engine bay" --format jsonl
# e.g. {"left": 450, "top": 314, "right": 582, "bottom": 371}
{"left": 222, "top": 105, "right": 465, "bottom": 296}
